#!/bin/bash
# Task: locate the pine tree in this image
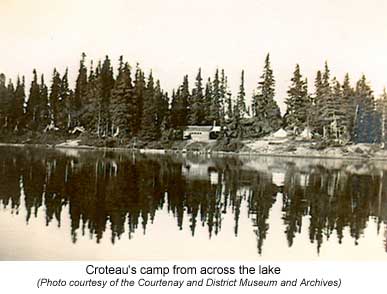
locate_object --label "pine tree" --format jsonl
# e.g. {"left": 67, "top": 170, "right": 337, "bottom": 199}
{"left": 203, "top": 78, "right": 213, "bottom": 124}
{"left": 73, "top": 52, "right": 88, "bottom": 127}
{"left": 110, "top": 57, "right": 135, "bottom": 137}
{"left": 220, "top": 69, "right": 232, "bottom": 123}
{"left": 171, "top": 75, "right": 189, "bottom": 129}
{"left": 38, "top": 74, "right": 50, "bottom": 131}
{"left": 159, "top": 91, "right": 170, "bottom": 134}
{"left": 209, "top": 69, "right": 221, "bottom": 125}
{"left": 353, "top": 75, "right": 377, "bottom": 143}
{"left": 170, "top": 89, "right": 178, "bottom": 129}
{"left": 284, "top": 64, "right": 310, "bottom": 132}
{"left": 0, "top": 74, "right": 12, "bottom": 129}
{"left": 219, "top": 69, "right": 229, "bottom": 126}
{"left": 26, "top": 70, "right": 41, "bottom": 130}
{"left": 4, "top": 79, "right": 15, "bottom": 130}
{"left": 319, "top": 63, "right": 346, "bottom": 139}
{"left": 188, "top": 68, "right": 204, "bottom": 125}
{"left": 12, "top": 76, "right": 25, "bottom": 132}
{"left": 140, "top": 72, "right": 160, "bottom": 140}
{"left": 58, "top": 68, "right": 72, "bottom": 130}
{"left": 0, "top": 74, "right": 7, "bottom": 129}
{"left": 341, "top": 73, "right": 356, "bottom": 139}
{"left": 380, "top": 88, "right": 387, "bottom": 147}
{"left": 83, "top": 61, "right": 102, "bottom": 135}
{"left": 99, "top": 55, "right": 115, "bottom": 136}
{"left": 49, "top": 69, "right": 61, "bottom": 127}
{"left": 252, "top": 54, "right": 281, "bottom": 134}
{"left": 133, "top": 64, "right": 145, "bottom": 135}
{"left": 313, "top": 62, "right": 340, "bottom": 138}
{"left": 311, "top": 70, "right": 323, "bottom": 133}
{"left": 154, "top": 80, "right": 168, "bottom": 133}
{"left": 330, "top": 77, "right": 346, "bottom": 140}
{"left": 235, "top": 70, "right": 247, "bottom": 120}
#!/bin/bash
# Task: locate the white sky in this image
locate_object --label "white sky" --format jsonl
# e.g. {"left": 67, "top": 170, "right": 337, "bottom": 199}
{"left": 1, "top": 0, "right": 387, "bottom": 112}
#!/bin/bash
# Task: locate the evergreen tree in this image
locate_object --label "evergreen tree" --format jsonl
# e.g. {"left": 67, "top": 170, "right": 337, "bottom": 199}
{"left": 99, "top": 55, "right": 115, "bottom": 136}
{"left": 284, "top": 64, "right": 310, "bottom": 132}
{"left": 133, "top": 64, "right": 145, "bottom": 135}
{"left": 380, "top": 88, "right": 387, "bottom": 147}
{"left": 38, "top": 74, "right": 50, "bottom": 130}
{"left": 235, "top": 70, "right": 247, "bottom": 120}
{"left": 84, "top": 61, "right": 102, "bottom": 135}
{"left": 330, "top": 77, "right": 346, "bottom": 140}
{"left": 313, "top": 63, "right": 344, "bottom": 139}
{"left": 110, "top": 57, "right": 135, "bottom": 137}
{"left": 252, "top": 54, "right": 281, "bottom": 133}
{"left": 58, "top": 68, "right": 72, "bottom": 130}
{"left": 170, "top": 89, "right": 178, "bottom": 129}
{"left": 171, "top": 75, "right": 189, "bottom": 129}
{"left": 311, "top": 70, "right": 323, "bottom": 132}
{"left": 341, "top": 73, "right": 356, "bottom": 139}
{"left": 49, "top": 69, "right": 61, "bottom": 127}
{"left": 4, "top": 79, "right": 15, "bottom": 130}
{"left": 159, "top": 91, "right": 170, "bottom": 134}
{"left": 353, "top": 75, "right": 377, "bottom": 143}
{"left": 225, "top": 84, "right": 233, "bottom": 121}
{"left": 25, "top": 70, "right": 41, "bottom": 130}
{"left": 154, "top": 80, "right": 169, "bottom": 133}
{"left": 140, "top": 72, "right": 160, "bottom": 140}
{"left": 0, "top": 74, "right": 7, "bottom": 120}
{"left": 73, "top": 52, "right": 88, "bottom": 127}
{"left": 209, "top": 69, "right": 221, "bottom": 125}
{"left": 0, "top": 74, "right": 12, "bottom": 129}
{"left": 12, "top": 76, "right": 25, "bottom": 132}
{"left": 318, "top": 63, "right": 336, "bottom": 138}
{"left": 203, "top": 78, "right": 213, "bottom": 124}
{"left": 220, "top": 70, "right": 232, "bottom": 122}
{"left": 188, "top": 68, "right": 204, "bottom": 125}
{"left": 219, "top": 69, "right": 229, "bottom": 126}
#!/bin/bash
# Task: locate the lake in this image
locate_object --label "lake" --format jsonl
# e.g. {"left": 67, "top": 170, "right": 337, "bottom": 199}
{"left": 0, "top": 146, "right": 386, "bottom": 260}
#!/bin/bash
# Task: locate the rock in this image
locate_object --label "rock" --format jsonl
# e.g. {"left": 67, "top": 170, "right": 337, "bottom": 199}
{"left": 354, "top": 147, "right": 364, "bottom": 154}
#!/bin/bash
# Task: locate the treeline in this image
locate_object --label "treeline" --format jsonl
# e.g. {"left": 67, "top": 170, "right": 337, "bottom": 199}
{"left": 0, "top": 53, "right": 385, "bottom": 144}
{"left": 284, "top": 62, "right": 386, "bottom": 143}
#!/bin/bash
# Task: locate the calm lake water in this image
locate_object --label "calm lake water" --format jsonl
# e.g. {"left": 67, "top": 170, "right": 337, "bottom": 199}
{"left": 0, "top": 146, "right": 387, "bottom": 260}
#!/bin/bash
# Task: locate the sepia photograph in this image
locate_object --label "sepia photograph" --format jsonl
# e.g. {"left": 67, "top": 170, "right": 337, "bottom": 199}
{"left": 1, "top": 0, "right": 387, "bottom": 261}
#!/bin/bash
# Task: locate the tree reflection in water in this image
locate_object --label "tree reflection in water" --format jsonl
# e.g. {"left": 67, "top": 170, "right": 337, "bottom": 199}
{"left": 0, "top": 146, "right": 387, "bottom": 256}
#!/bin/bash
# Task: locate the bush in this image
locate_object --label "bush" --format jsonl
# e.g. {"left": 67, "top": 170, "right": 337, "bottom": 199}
{"left": 213, "top": 138, "right": 245, "bottom": 152}
{"left": 145, "top": 141, "right": 164, "bottom": 149}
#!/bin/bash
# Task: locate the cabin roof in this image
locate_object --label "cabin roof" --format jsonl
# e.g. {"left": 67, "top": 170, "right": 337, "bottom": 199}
{"left": 185, "top": 126, "right": 213, "bottom": 132}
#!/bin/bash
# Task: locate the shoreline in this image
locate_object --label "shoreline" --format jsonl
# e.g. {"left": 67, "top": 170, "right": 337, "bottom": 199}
{"left": 1, "top": 141, "right": 387, "bottom": 161}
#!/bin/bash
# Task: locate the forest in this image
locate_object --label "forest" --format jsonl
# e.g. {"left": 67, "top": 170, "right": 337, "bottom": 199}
{"left": 0, "top": 53, "right": 385, "bottom": 148}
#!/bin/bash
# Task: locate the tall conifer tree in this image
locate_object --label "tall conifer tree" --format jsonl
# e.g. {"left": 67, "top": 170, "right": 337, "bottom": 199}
{"left": 73, "top": 52, "right": 88, "bottom": 127}
{"left": 133, "top": 65, "right": 145, "bottom": 135}
{"left": 111, "top": 57, "right": 135, "bottom": 137}
{"left": 49, "top": 69, "right": 61, "bottom": 127}
{"left": 189, "top": 68, "right": 204, "bottom": 125}
{"left": 140, "top": 72, "right": 160, "bottom": 140}
{"left": 284, "top": 64, "right": 310, "bottom": 131}
{"left": 12, "top": 76, "right": 25, "bottom": 131}
{"left": 252, "top": 54, "right": 281, "bottom": 133}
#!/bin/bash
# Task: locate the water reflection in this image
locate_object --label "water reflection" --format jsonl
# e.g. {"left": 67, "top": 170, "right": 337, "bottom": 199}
{"left": 0, "top": 146, "right": 387, "bottom": 259}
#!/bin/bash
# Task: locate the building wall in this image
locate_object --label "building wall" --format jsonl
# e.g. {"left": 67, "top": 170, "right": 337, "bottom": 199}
{"left": 184, "top": 131, "right": 210, "bottom": 142}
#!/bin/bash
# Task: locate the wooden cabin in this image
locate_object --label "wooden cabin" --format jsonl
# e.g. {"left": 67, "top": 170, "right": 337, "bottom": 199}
{"left": 183, "top": 125, "right": 221, "bottom": 141}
